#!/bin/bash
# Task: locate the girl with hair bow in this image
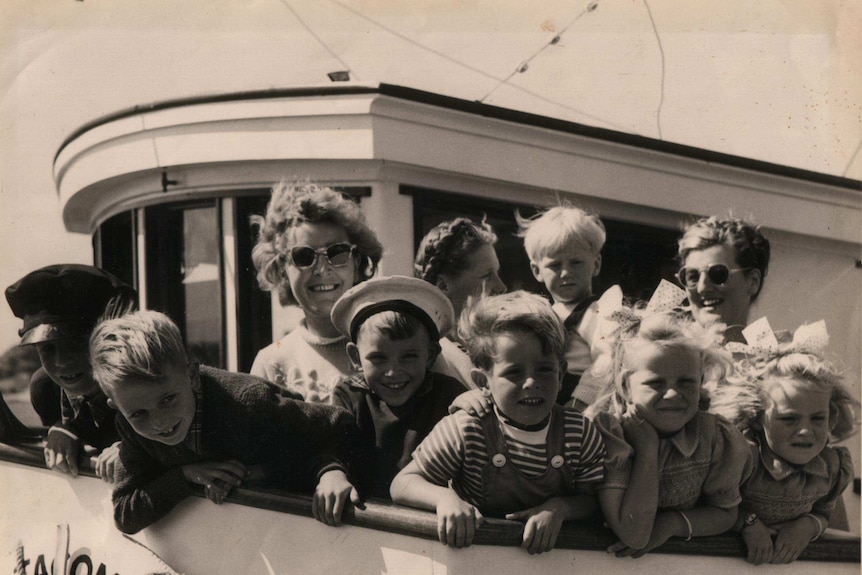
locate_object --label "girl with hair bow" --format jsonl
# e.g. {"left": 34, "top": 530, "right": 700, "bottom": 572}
{"left": 582, "top": 284, "right": 749, "bottom": 558}
{"left": 711, "top": 319, "right": 859, "bottom": 564}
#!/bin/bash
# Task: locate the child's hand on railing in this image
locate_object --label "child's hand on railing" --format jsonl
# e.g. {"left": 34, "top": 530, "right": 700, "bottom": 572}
{"left": 741, "top": 520, "right": 774, "bottom": 564}
{"left": 436, "top": 489, "right": 483, "bottom": 548}
{"left": 44, "top": 427, "right": 81, "bottom": 477}
{"left": 771, "top": 517, "right": 820, "bottom": 564}
{"left": 313, "top": 469, "right": 363, "bottom": 526}
{"left": 506, "top": 498, "right": 567, "bottom": 554}
{"left": 93, "top": 441, "right": 121, "bottom": 483}
{"left": 181, "top": 460, "right": 248, "bottom": 504}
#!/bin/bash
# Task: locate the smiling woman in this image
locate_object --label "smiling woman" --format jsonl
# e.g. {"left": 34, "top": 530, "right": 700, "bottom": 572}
{"left": 677, "top": 216, "right": 771, "bottom": 343}
{"left": 248, "top": 182, "right": 383, "bottom": 403}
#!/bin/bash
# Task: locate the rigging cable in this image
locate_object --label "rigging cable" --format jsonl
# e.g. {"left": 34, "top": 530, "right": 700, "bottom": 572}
{"left": 328, "top": 0, "right": 629, "bottom": 132}
{"left": 278, "top": 0, "right": 358, "bottom": 80}
{"left": 478, "top": 1, "right": 599, "bottom": 103}
{"left": 642, "top": 0, "right": 665, "bottom": 140}
{"left": 842, "top": 138, "right": 862, "bottom": 178}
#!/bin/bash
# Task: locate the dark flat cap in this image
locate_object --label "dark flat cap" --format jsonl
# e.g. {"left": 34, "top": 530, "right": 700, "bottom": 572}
{"left": 5, "top": 264, "right": 137, "bottom": 345}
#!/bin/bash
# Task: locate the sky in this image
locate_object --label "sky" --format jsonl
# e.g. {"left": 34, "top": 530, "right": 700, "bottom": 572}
{"left": 1, "top": 0, "right": 860, "bottom": 351}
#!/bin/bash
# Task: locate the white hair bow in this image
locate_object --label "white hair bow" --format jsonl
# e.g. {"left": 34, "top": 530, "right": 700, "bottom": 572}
{"left": 726, "top": 317, "right": 829, "bottom": 356}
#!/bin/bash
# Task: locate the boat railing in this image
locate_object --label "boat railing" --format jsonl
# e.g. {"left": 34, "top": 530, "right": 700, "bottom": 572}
{"left": 1, "top": 436, "right": 858, "bottom": 564}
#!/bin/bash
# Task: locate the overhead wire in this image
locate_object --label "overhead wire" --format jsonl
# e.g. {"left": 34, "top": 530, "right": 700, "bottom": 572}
{"left": 842, "top": 138, "right": 862, "bottom": 178}
{"left": 327, "top": 0, "right": 631, "bottom": 132}
{"left": 478, "top": 1, "right": 598, "bottom": 103}
{"left": 642, "top": 0, "right": 665, "bottom": 140}
{"left": 277, "top": 0, "right": 358, "bottom": 80}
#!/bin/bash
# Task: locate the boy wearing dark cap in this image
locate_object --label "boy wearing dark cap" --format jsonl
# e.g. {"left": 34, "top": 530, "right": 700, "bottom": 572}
{"left": 320, "top": 276, "right": 466, "bottom": 524}
{"left": 5, "top": 264, "right": 136, "bottom": 481}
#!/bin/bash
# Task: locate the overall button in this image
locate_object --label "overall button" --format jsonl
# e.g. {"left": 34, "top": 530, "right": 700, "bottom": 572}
{"left": 492, "top": 454, "right": 507, "bottom": 467}
{"left": 550, "top": 455, "right": 565, "bottom": 468}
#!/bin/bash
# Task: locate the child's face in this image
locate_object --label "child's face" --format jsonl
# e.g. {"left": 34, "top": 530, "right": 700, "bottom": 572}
{"left": 681, "top": 244, "right": 758, "bottom": 332}
{"left": 286, "top": 222, "right": 359, "bottom": 322}
{"left": 438, "top": 243, "right": 505, "bottom": 316}
{"left": 761, "top": 378, "right": 830, "bottom": 465}
{"left": 477, "top": 330, "right": 561, "bottom": 426}
{"left": 34, "top": 335, "right": 100, "bottom": 397}
{"left": 625, "top": 343, "right": 701, "bottom": 435}
{"left": 108, "top": 362, "right": 198, "bottom": 446}
{"left": 348, "top": 325, "right": 434, "bottom": 407}
{"left": 531, "top": 245, "right": 600, "bottom": 305}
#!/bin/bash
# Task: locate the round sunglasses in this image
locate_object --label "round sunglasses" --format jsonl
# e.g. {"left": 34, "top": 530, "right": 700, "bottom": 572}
{"left": 288, "top": 243, "right": 356, "bottom": 269}
{"left": 676, "top": 264, "right": 749, "bottom": 288}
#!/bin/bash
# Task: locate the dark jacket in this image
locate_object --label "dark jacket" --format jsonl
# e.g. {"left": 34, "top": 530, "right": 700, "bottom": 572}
{"left": 332, "top": 370, "right": 465, "bottom": 497}
{"left": 112, "top": 366, "right": 359, "bottom": 534}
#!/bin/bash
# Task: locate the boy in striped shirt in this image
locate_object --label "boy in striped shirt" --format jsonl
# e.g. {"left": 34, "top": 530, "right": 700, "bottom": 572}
{"left": 391, "top": 291, "right": 606, "bottom": 554}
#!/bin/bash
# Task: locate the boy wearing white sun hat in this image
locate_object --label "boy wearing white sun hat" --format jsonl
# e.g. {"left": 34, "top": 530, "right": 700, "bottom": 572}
{"left": 327, "top": 276, "right": 467, "bottom": 505}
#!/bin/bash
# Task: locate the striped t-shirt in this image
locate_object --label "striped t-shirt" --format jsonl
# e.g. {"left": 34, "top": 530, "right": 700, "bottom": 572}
{"left": 412, "top": 409, "right": 605, "bottom": 508}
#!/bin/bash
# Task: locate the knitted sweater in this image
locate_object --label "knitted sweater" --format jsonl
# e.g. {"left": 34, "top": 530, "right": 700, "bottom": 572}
{"left": 112, "top": 366, "right": 358, "bottom": 534}
{"left": 250, "top": 322, "right": 356, "bottom": 403}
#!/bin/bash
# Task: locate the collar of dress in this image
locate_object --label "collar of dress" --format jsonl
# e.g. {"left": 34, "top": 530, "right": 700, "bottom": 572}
{"left": 756, "top": 434, "right": 829, "bottom": 481}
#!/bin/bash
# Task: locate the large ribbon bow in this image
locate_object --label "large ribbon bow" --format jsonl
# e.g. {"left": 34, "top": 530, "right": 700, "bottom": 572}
{"left": 606, "top": 279, "right": 688, "bottom": 334}
{"left": 725, "top": 317, "right": 829, "bottom": 356}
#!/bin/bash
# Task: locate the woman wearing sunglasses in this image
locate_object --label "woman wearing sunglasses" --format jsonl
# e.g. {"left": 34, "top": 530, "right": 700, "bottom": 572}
{"left": 250, "top": 181, "right": 383, "bottom": 403}
{"left": 676, "top": 215, "right": 770, "bottom": 344}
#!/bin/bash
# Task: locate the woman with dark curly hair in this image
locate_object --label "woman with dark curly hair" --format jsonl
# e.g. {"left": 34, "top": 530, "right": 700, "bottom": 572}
{"left": 250, "top": 181, "right": 383, "bottom": 403}
{"left": 414, "top": 217, "right": 507, "bottom": 386}
{"left": 677, "top": 216, "right": 770, "bottom": 344}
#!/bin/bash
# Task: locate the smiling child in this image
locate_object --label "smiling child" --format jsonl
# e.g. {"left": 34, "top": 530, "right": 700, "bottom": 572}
{"left": 5, "top": 264, "right": 136, "bottom": 482}
{"left": 585, "top": 310, "right": 749, "bottom": 557}
{"left": 322, "top": 276, "right": 466, "bottom": 512}
{"left": 390, "top": 291, "right": 606, "bottom": 554}
{"left": 90, "top": 310, "right": 361, "bottom": 534}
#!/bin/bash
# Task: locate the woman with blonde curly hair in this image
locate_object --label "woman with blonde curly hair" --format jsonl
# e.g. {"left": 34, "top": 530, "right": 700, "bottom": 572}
{"left": 250, "top": 181, "right": 383, "bottom": 403}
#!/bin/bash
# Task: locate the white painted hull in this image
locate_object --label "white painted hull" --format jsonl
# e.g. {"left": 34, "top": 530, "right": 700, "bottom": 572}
{"left": 2, "top": 459, "right": 857, "bottom": 575}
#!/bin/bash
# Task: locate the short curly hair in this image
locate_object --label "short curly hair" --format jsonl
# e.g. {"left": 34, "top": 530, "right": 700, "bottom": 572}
{"left": 677, "top": 216, "right": 770, "bottom": 301}
{"left": 414, "top": 217, "right": 497, "bottom": 286}
{"left": 251, "top": 181, "right": 383, "bottom": 306}
{"left": 458, "top": 290, "right": 565, "bottom": 372}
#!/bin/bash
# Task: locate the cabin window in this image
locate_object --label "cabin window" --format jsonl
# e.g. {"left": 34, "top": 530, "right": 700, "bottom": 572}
{"left": 404, "top": 186, "right": 680, "bottom": 301}
{"left": 145, "top": 201, "right": 225, "bottom": 368}
{"left": 95, "top": 211, "right": 136, "bottom": 292}
{"left": 234, "top": 194, "right": 274, "bottom": 373}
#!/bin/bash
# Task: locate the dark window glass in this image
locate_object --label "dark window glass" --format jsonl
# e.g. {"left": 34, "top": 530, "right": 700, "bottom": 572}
{"left": 404, "top": 186, "right": 679, "bottom": 302}
{"left": 145, "top": 201, "right": 224, "bottom": 368}
{"left": 235, "top": 194, "right": 273, "bottom": 373}
{"left": 95, "top": 211, "right": 136, "bottom": 291}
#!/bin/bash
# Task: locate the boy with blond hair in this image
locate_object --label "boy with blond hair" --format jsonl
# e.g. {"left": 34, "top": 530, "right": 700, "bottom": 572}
{"left": 518, "top": 205, "right": 608, "bottom": 407}
{"left": 90, "top": 310, "right": 361, "bottom": 533}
